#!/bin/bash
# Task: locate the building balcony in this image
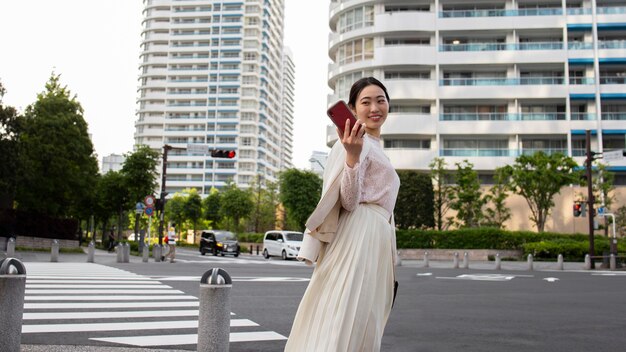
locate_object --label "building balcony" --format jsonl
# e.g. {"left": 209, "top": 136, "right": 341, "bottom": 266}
{"left": 438, "top": 78, "right": 568, "bottom": 99}
{"left": 438, "top": 120, "right": 570, "bottom": 135}
{"left": 439, "top": 8, "right": 563, "bottom": 18}
{"left": 382, "top": 113, "right": 437, "bottom": 136}
{"left": 439, "top": 42, "right": 563, "bottom": 52}
{"left": 385, "top": 149, "right": 439, "bottom": 170}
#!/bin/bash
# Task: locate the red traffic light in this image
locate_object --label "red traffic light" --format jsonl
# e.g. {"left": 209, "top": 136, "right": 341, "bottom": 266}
{"left": 573, "top": 202, "right": 582, "bottom": 217}
{"left": 211, "top": 149, "right": 236, "bottom": 158}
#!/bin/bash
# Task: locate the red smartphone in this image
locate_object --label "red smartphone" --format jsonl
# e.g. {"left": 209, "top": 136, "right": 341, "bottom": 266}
{"left": 327, "top": 100, "right": 359, "bottom": 135}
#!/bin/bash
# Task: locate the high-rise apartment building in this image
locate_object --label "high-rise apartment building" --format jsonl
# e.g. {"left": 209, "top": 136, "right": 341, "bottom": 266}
{"left": 327, "top": 0, "right": 626, "bottom": 231}
{"left": 327, "top": 0, "right": 625, "bottom": 180}
{"left": 135, "top": 0, "right": 293, "bottom": 195}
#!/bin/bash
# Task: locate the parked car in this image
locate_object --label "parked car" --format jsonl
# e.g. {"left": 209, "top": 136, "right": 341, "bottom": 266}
{"left": 263, "top": 231, "right": 303, "bottom": 260}
{"left": 200, "top": 230, "right": 240, "bottom": 257}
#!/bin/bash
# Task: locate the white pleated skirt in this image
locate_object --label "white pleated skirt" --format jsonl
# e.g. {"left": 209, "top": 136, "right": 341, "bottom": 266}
{"left": 285, "top": 204, "right": 395, "bottom": 352}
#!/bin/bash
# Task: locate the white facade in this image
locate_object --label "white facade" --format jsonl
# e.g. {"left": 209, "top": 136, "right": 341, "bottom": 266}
{"left": 327, "top": 0, "right": 626, "bottom": 183}
{"left": 101, "top": 154, "right": 125, "bottom": 174}
{"left": 135, "top": 0, "right": 294, "bottom": 195}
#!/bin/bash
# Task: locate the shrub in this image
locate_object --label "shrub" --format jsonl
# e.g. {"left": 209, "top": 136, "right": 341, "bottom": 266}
{"left": 237, "top": 232, "right": 264, "bottom": 243}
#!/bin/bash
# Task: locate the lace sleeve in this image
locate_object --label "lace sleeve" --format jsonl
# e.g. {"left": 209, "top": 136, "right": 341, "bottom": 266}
{"left": 340, "top": 157, "right": 368, "bottom": 211}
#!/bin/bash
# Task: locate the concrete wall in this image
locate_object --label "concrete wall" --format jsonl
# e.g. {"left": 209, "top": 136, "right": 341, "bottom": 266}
{"left": 1, "top": 236, "right": 79, "bottom": 250}
{"left": 399, "top": 249, "right": 522, "bottom": 261}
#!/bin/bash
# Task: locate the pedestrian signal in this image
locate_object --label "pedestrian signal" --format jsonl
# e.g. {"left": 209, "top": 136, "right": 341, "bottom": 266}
{"left": 573, "top": 202, "right": 582, "bottom": 217}
{"left": 211, "top": 150, "right": 236, "bottom": 158}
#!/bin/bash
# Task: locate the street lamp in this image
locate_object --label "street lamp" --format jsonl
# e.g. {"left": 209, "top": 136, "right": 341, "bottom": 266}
{"left": 309, "top": 158, "right": 325, "bottom": 171}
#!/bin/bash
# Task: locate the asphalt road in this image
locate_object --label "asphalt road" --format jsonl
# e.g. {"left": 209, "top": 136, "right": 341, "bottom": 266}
{"left": 16, "top": 247, "right": 626, "bottom": 351}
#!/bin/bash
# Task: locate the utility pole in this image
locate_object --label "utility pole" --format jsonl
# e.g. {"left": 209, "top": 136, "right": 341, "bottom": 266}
{"left": 158, "top": 144, "right": 173, "bottom": 245}
{"left": 585, "top": 130, "right": 596, "bottom": 269}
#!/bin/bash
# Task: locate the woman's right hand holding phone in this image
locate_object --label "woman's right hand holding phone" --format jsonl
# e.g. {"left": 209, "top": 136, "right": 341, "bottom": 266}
{"left": 337, "top": 119, "right": 366, "bottom": 168}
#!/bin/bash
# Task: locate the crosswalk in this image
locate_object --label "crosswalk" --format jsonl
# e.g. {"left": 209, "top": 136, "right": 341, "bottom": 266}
{"left": 22, "top": 263, "right": 287, "bottom": 348}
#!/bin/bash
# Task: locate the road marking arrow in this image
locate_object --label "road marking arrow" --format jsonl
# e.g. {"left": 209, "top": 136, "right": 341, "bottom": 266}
{"left": 543, "top": 277, "right": 559, "bottom": 282}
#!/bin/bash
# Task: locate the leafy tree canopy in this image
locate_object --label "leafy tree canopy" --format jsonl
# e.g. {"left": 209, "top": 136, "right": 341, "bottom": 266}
{"left": 394, "top": 170, "right": 434, "bottom": 230}
{"left": 16, "top": 73, "right": 99, "bottom": 218}
{"left": 279, "top": 169, "right": 322, "bottom": 231}
{"left": 219, "top": 182, "right": 254, "bottom": 232}
{"left": 121, "top": 145, "right": 160, "bottom": 203}
{"left": 0, "top": 80, "right": 23, "bottom": 208}
{"left": 501, "top": 152, "right": 579, "bottom": 232}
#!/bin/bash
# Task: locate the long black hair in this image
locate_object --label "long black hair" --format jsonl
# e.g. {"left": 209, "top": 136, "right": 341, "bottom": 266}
{"left": 348, "top": 77, "right": 390, "bottom": 108}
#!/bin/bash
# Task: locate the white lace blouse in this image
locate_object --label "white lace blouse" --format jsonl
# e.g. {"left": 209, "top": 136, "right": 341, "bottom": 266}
{"left": 340, "top": 134, "right": 400, "bottom": 215}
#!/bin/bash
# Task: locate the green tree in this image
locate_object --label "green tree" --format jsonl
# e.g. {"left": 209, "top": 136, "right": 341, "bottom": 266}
{"left": 501, "top": 152, "right": 579, "bottom": 232}
{"left": 279, "top": 169, "right": 322, "bottom": 231}
{"left": 96, "top": 171, "right": 129, "bottom": 240}
{"left": 449, "top": 160, "right": 487, "bottom": 228}
{"left": 16, "top": 74, "right": 99, "bottom": 218}
{"left": 615, "top": 205, "right": 626, "bottom": 237}
{"left": 394, "top": 170, "right": 434, "bottom": 229}
{"left": 183, "top": 188, "right": 203, "bottom": 237}
{"left": 578, "top": 162, "right": 616, "bottom": 236}
{"left": 0, "top": 80, "right": 23, "bottom": 209}
{"left": 484, "top": 167, "right": 512, "bottom": 229}
{"left": 429, "top": 157, "right": 454, "bottom": 231}
{"left": 203, "top": 187, "right": 222, "bottom": 227}
{"left": 121, "top": 145, "right": 160, "bottom": 204}
{"left": 219, "top": 182, "right": 254, "bottom": 232}
{"left": 165, "top": 193, "right": 187, "bottom": 231}
{"left": 249, "top": 176, "right": 280, "bottom": 233}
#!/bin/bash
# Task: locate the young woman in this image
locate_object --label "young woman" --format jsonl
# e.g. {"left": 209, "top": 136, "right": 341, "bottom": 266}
{"left": 285, "top": 77, "right": 400, "bottom": 352}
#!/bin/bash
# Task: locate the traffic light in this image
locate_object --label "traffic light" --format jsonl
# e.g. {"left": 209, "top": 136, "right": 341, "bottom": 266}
{"left": 211, "top": 149, "right": 236, "bottom": 158}
{"left": 573, "top": 202, "right": 582, "bottom": 217}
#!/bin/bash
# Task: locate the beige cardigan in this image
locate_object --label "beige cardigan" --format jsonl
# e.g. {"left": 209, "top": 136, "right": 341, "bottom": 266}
{"left": 297, "top": 138, "right": 398, "bottom": 266}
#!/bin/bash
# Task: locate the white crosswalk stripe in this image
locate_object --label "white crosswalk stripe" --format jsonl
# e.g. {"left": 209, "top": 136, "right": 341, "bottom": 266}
{"left": 22, "top": 263, "right": 287, "bottom": 348}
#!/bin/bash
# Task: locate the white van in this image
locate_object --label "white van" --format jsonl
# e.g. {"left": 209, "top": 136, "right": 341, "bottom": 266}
{"left": 263, "top": 231, "right": 303, "bottom": 260}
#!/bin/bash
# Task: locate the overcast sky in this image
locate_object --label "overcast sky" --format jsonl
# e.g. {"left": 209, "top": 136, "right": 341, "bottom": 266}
{"left": 0, "top": 0, "right": 331, "bottom": 169}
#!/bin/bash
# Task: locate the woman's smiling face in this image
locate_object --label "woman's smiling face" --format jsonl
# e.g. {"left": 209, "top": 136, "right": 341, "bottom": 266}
{"left": 351, "top": 84, "right": 389, "bottom": 136}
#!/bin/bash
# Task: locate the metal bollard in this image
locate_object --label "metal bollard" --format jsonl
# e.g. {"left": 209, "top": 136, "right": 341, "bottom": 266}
{"left": 557, "top": 254, "right": 563, "bottom": 270}
{"left": 610, "top": 254, "right": 616, "bottom": 270}
{"left": 7, "top": 237, "right": 16, "bottom": 257}
{"left": 87, "top": 241, "right": 95, "bottom": 263}
{"left": 250, "top": 246, "right": 253, "bottom": 255}
{"left": 142, "top": 244, "right": 149, "bottom": 263}
{"left": 51, "top": 240, "right": 59, "bottom": 262}
{"left": 584, "top": 254, "right": 591, "bottom": 270}
{"left": 453, "top": 252, "right": 459, "bottom": 269}
{"left": 256, "top": 245, "right": 259, "bottom": 256}
{"left": 495, "top": 253, "right": 501, "bottom": 270}
{"left": 423, "top": 251, "right": 429, "bottom": 268}
{"left": 0, "top": 258, "right": 27, "bottom": 352}
{"left": 397, "top": 251, "right": 402, "bottom": 267}
{"left": 116, "top": 243, "right": 123, "bottom": 263}
{"left": 527, "top": 254, "right": 534, "bottom": 271}
{"left": 154, "top": 244, "right": 162, "bottom": 262}
{"left": 198, "top": 268, "right": 232, "bottom": 352}
{"left": 123, "top": 243, "right": 130, "bottom": 263}
{"left": 462, "top": 252, "right": 469, "bottom": 269}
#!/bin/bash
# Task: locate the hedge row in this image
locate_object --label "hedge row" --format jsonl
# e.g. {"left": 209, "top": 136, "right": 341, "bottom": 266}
{"left": 396, "top": 227, "right": 624, "bottom": 261}
{"left": 395, "top": 227, "right": 588, "bottom": 250}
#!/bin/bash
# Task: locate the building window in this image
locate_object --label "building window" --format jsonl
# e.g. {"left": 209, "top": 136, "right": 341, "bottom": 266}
{"left": 336, "top": 38, "right": 374, "bottom": 65}
{"left": 384, "top": 139, "right": 431, "bottom": 149}
{"left": 337, "top": 6, "right": 374, "bottom": 34}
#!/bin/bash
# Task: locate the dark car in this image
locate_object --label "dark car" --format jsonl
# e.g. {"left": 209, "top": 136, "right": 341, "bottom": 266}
{"left": 200, "top": 230, "right": 240, "bottom": 257}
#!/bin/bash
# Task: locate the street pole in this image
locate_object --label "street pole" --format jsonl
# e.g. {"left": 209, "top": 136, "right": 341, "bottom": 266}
{"left": 585, "top": 130, "right": 596, "bottom": 269}
{"left": 158, "top": 144, "right": 172, "bottom": 246}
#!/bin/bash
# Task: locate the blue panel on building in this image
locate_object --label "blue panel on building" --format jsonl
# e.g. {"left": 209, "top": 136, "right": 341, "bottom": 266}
{"left": 571, "top": 129, "right": 597, "bottom": 135}
{"left": 570, "top": 94, "right": 595, "bottom": 100}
